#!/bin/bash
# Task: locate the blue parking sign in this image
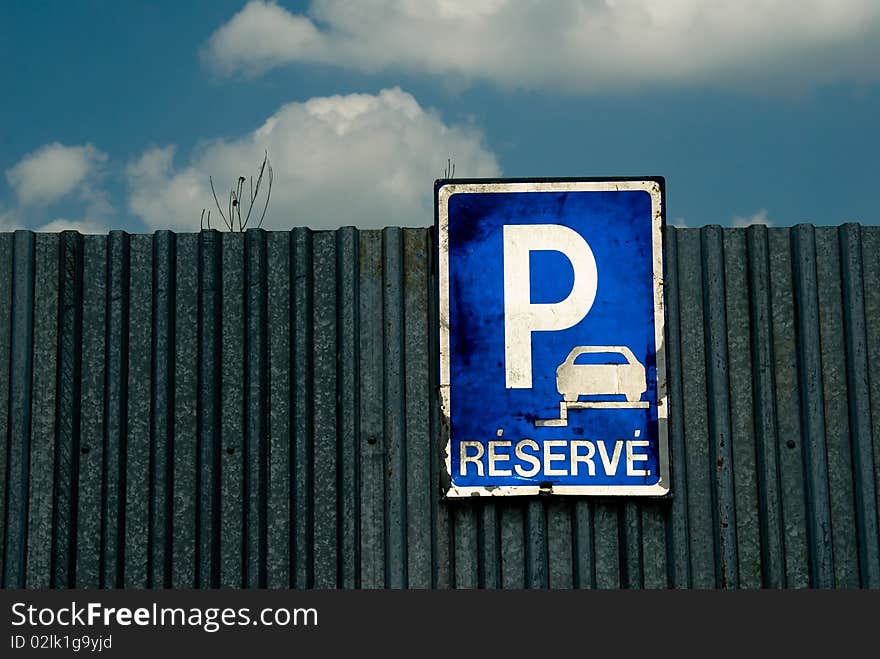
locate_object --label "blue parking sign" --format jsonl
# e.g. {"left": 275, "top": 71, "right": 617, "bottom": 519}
{"left": 437, "top": 179, "right": 669, "bottom": 497}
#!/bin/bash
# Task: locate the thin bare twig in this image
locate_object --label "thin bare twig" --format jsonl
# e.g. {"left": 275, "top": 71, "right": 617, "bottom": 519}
{"left": 255, "top": 161, "right": 273, "bottom": 229}
{"left": 209, "top": 176, "right": 233, "bottom": 231}
{"left": 243, "top": 151, "right": 270, "bottom": 230}
{"left": 202, "top": 151, "right": 273, "bottom": 231}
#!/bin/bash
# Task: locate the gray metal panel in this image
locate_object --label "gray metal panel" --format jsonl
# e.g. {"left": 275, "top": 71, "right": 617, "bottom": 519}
{"left": 1, "top": 225, "right": 879, "bottom": 589}
{"left": 0, "top": 233, "right": 13, "bottom": 585}
{"left": 5, "top": 231, "right": 35, "bottom": 588}
{"left": 291, "top": 228, "right": 314, "bottom": 588}
{"left": 745, "top": 226, "right": 786, "bottom": 588}
{"left": 219, "top": 232, "right": 244, "bottom": 588}
{"left": 125, "top": 234, "right": 151, "bottom": 588}
{"left": 196, "top": 230, "right": 222, "bottom": 588}
{"left": 26, "top": 234, "right": 59, "bottom": 589}
{"left": 862, "top": 227, "right": 880, "bottom": 588}
{"left": 266, "top": 230, "right": 292, "bottom": 589}
{"left": 844, "top": 225, "right": 880, "bottom": 588}
{"left": 173, "top": 232, "right": 198, "bottom": 589}
{"left": 75, "top": 234, "right": 106, "bottom": 588}
{"left": 53, "top": 232, "right": 83, "bottom": 589}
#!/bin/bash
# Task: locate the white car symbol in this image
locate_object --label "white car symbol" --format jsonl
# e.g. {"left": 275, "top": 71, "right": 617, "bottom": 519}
{"left": 556, "top": 346, "right": 647, "bottom": 403}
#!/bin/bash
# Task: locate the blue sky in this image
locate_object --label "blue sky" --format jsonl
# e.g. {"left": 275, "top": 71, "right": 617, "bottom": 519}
{"left": 1, "top": 0, "right": 879, "bottom": 233}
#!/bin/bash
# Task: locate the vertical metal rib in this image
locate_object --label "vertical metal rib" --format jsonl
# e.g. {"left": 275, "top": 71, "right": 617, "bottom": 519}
{"left": 26, "top": 234, "right": 59, "bottom": 588}
{"left": 312, "top": 230, "right": 338, "bottom": 588}
{"left": 768, "top": 228, "right": 810, "bottom": 587}
{"left": 150, "top": 231, "right": 174, "bottom": 588}
{"left": 102, "top": 230, "right": 130, "bottom": 588}
{"left": 572, "top": 501, "right": 596, "bottom": 588}
{"left": 663, "top": 227, "right": 690, "bottom": 588}
{"left": 336, "top": 227, "right": 360, "bottom": 589}
{"left": 620, "top": 503, "right": 643, "bottom": 589}
{"left": 52, "top": 231, "right": 83, "bottom": 588}
{"left": 701, "top": 225, "right": 738, "bottom": 587}
{"left": 676, "top": 228, "right": 714, "bottom": 587}
{"left": 172, "top": 233, "right": 197, "bottom": 588}
{"left": 838, "top": 224, "right": 879, "bottom": 587}
{"left": 291, "top": 227, "right": 314, "bottom": 588}
{"left": 640, "top": 500, "right": 667, "bottom": 588}
{"left": 219, "top": 232, "right": 244, "bottom": 588}
{"left": 244, "top": 229, "right": 268, "bottom": 588}
{"left": 197, "top": 230, "right": 222, "bottom": 588}
{"left": 790, "top": 224, "right": 834, "bottom": 587}
{"left": 266, "top": 231, "right": 291, "bottom": 588}
{"left": 0, "top": 233, "right": 12, "bottom": 584}
{"left": 745, "top": 225, "right": 785, "bottom": 587}
{"left": 815, "top": 227, "right": 858, "bottom": 587}
{"left": 861, "top": 227, "right": 880, "bottom": 586}
{"left": 403, "top": 229, "right": 432, "bottom": 588}
{"left": 546, "top": 501, "right": 574, "bottom": 588}
{"left": 525, "top": 500, "right": 549, "bottom": 588}
{"left": 358, "top": 230, "right": 384, "bottom": 588}
{"left": 723, "top": 229, "right": 761, "bottom": 588}
{"left": 453, "top": 502, "right": 478, "bottom": 588}
{"left": 75, "top": 235, "right": 107, "bottom": 587}
{"left": 382, "top": 227, "right": 407, "bottom": 588}
{"left": 592, "top": 502, "right": 619, "bottom": 588}
{"left": 500, "top": 503, "right": 526, "bottom": 588}
{"left": 3, "top": 231, "right": 35, "bottom": 588}
{"left": 124, "top": 234, "right": 151, "bottom": 588}
{"left": 479, "top": 503, "right": 501, "bottom": 589}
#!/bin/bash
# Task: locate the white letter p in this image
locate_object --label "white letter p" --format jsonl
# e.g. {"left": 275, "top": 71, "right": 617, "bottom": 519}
{"left": 503, "top": 224, "right": 597, "bottom": 388}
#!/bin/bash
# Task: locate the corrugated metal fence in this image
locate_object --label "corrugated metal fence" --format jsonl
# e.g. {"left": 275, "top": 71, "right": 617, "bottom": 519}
{"left": 1, "top": 224, "right": 878, "bottom": 589}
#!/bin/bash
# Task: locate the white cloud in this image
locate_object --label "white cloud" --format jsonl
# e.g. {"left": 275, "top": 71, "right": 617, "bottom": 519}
{"left": 0, "top": 206, "right": 108, "bottom": 234}
{"left": 36, "top": 218, "right": 110, "bottom": 234}
{"left": 6, "top": 142, "right": 108, "bottom": 207}
{"left": 731, "top": 208, "right": 771, "bottom": 227}
{"left": 204, "top": 0, "right": 325, "bottom": 74}
{"left": 126, "top": 87, "right": 500, "bottom": 231}
{"left": 127, "top": 145, "right": 208, "bottom": 229}
{"left": 203, "top": 1, "right": 880, "bottom": 91}
{"left": 0, "top": 207, "right": 17, "bottom": 231}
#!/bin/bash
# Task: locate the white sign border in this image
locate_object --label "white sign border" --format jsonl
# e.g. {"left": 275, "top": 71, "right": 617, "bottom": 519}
{"left": 437, "top": 179, "right": 670, "bottom": 498}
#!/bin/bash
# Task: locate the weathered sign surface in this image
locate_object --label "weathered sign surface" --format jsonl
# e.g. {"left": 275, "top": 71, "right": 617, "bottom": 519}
{"left": 437, "top": 179, "right": 669, "bottom": 496}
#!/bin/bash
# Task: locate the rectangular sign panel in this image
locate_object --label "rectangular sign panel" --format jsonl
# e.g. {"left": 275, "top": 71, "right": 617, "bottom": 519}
{"left": 437, "top": 178, "right": 669, "bottom": 497}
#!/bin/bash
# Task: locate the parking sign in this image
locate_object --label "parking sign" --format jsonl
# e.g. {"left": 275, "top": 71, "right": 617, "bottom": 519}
{"left": 437, "top": 178, "right": 669, "bottom": 497}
